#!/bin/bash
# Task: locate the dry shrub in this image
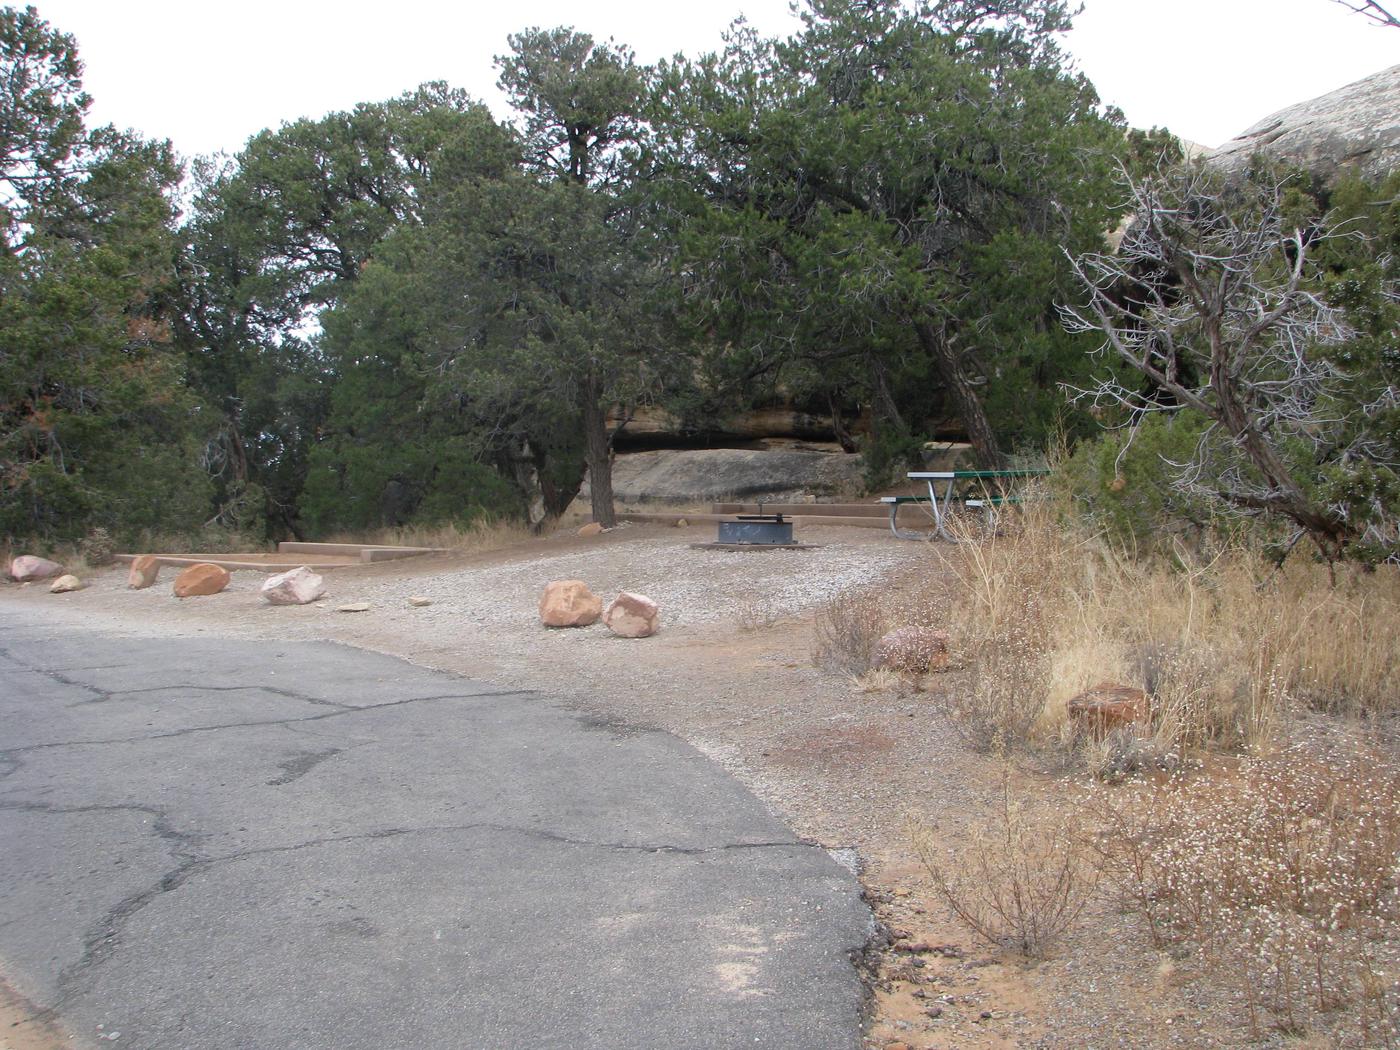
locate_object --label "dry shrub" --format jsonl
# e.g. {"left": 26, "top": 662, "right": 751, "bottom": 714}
{"left": 78, "top": 527, "right": 116, "bottom": 567}
{"left": 734, "top": 593, "right": 783, "bottom": 631}
{"left": 929, "top": 497, "right": 1400, "bottom": 757}
{"left": 1092, "top": 746, "right": 1400, "bottom": 1044}
{"left": 913, "top": 772, "right": 1097, "bottom": 958}
{"left": 811, "top": 590, "right": 889, "bottom": 675}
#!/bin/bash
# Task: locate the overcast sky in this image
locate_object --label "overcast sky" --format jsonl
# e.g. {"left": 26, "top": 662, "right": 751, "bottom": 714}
{"left": 34, "top": 0, "right": 1400, "bottom": 161}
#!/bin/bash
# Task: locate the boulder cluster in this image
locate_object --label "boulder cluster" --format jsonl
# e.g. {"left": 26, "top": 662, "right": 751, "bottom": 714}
{"left": 538, "top": 579, "right": 660, "bottom": 638}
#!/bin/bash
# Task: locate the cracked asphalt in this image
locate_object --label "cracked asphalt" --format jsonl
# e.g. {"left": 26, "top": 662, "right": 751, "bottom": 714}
{"left": 0, "top": 608, "right": 871, "bottom": 1049}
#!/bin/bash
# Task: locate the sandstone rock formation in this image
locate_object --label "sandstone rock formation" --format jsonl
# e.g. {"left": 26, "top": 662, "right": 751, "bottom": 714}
{"left": 1066, "top": 682, "right": 1150, "bottom": 736}
{"left": 48, "top": 574, "right": 83, "bottom": 593}
{"left": 578, "top": 522, "right": 604, "bottom": 537}
{"left": 172, "top": 563, "right": 231, "bottom": 598}
{"left": 8, "top": 556, "right": 63, "bottom": 582}
{"left": 260, "top": 566, "right": 326, "bottom": 606}
{"left": 575, "top": 448, "right": 866, "bottom": 508}
{"left": 1206, "top": 64, "right": 1400, "bottom": 184}
{"left": 873, "top": 627, "right": 950, "bottom": 673}
{"left": 539, "top": 580, "right": 602, "bottom": 627}
{"left": 127, "top": 555, "right": 160, "bottom": 590}
{"left": 603, "top": 592, "right": 660, "bottom": 638}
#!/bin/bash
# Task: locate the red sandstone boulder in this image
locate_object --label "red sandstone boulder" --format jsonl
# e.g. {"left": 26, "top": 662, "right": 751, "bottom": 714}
{"left": 1067, "top": 682, "right": 1150, "bottom": 735}
{"left": 603, "top": 591, "right": 660, "bottom": 638}
{"left": 539, "top": 580, "right": 602, "bottom": 627}
{"left": 874, "top": 627, "right": 950, "bottom": 673}
{"left": 127, "top": 555, "right": 160, "bottom": 590}
{"left": 172, "top": 563, "right": 231, "bottom": 598}
{"left": 8, "top": 555, "right": 63, "bottom": 582}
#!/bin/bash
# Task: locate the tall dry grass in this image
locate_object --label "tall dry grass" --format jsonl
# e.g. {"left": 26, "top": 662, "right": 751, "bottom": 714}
{"left": 319, "top": 518, "right": 534, "bottom": 554}
{"left": 920, "top": 498, "right": 1400, "bottom": 757}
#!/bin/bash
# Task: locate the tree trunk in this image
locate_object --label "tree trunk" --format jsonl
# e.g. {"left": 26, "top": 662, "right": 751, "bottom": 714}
{"left": 580, "top": 374, "right": 616, "bottom": 528}
{"left": 914, "top": 320, "right": 1002, "bottom": 468}
{"left": 827, "top": 390, "right": 858, "bottom": 453}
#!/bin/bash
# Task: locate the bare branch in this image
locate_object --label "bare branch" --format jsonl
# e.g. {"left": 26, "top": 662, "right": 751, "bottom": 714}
{"left": 1332, "top": 0, "right": 1400, "bottom": 28}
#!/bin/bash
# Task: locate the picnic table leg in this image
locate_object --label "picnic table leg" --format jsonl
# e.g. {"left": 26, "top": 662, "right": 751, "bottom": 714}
{"left": 888, "top": 502, "right": 928, "bottom": 540}
{"left": 929, "top": 478, "right": 957, "bottom": 542}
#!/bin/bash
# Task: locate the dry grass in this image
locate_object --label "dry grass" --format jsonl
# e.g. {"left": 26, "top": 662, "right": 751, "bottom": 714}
{"left": 1091, "top": 744, "right": 1400, "bottom": 1045}
{"left": 321, "top": 518, "right": 533, "bottom": 554}
{"left": 919, "top": 498, "right": 1400, "bottom": 756}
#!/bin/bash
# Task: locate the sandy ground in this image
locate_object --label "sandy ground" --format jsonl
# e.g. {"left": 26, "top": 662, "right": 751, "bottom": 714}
{"left": 2, "top": 523, "right": 1268, "bottom": 1048}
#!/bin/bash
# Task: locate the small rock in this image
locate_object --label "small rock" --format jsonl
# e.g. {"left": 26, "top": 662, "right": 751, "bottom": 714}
{"left": 1066, "top": 681, "right": 1150, "bottom": 735}
{"left": 578, "top": 522, "right": 604, "bottom": 537}
{"left": 926, "top": 1006, "right": 943, "bottom": 1019}
{"left": 874, "top": 626, "right": 950, "bottom": 673}
{"left": 539, "top": 580, "right": 603, "bottom": 627}
{"left": 172, "top": 563, "right": 231, "bottom": 598}
{"left": 675, "top": 518, "right": 689, "bottom": 527}
{"left": 336, "top": 603, "right": 371, "bottom": 613}
{"left": 979, "top": 1010, "right": 994, "bottom": 1021}
{"left": 127, "top": 555, "right": 160, "bottom": 589}
{"left": 260, "top": 566, "right": 326, "bottom": 606}
{"left": 8, "top": 555, "right": 64, "bottom": 582}
{"left": 603, "top": 591, "right": 660, "bottom": 638}
{"left": 49, "top": 574, "right": 83, "bottom": 593}
{"left": 407, "top": 596, "right": 432, "bottom": 607}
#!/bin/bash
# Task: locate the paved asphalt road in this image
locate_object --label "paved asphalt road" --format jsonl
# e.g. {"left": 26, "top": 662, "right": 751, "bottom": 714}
{"left": 0, "top": 607, "right": 871, "bottom": 1049}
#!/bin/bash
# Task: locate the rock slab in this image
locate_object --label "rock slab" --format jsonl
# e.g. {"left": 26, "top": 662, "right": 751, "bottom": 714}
{"left": 540, "top": 580, "right": 603, "bottom": 628}
{"left": 873, "top": 627, "right": 950, "bottom": 673}
{"left": 1066, "top": 682, "right": 1150, "bottom": 736}
{"left": 1206, "top": 63, "right": 1400, "bottom": 184}
{"left": 261, "top": 566, "right": 326, "bottom": 606}
{"left": 604, "top": 592, "right": 661, "bottom": 639}
{"left": 8, "top": 556, "right": 63, "bottom": 583}
{"left": 172, "top": 563, "right": 231, "bottom": 599}
{"left": 127, "top": 555, "right": 160, "bottom": 590}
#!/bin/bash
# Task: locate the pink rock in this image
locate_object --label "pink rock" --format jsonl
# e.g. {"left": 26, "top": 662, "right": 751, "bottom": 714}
{"left": 578, "top": 522, "right": 604, "bottom": 537}
{"left": 604, "top": 592, "right": 660, "bottom": 638}
{"left": 127, "top": 555, "right": 160, "bottom": 590}
{"left": 260, "top": 566, "right": 326, "bottom": 606}
{"left": 172, "top": 563, "right": 231, "bottom": 598}
{"left": 8, "top": 555, "right": 64, "bottom": 582}
{"left": 874, "top": 627, "right": 950, "bottom": 673}
{"left": 539, "top": 580, "right": 602, "bottom": 627}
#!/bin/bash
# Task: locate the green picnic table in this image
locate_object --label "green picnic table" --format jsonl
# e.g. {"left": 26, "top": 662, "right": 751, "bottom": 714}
{"left": 881, "top": 469, "right": 1048, "bottom": 540}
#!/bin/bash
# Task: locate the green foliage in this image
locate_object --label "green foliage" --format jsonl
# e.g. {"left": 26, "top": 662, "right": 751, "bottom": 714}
{"left": 0, "top": 7, "right": 212, "bottom": 545}
{"left": 180, "top": 84, "right": 518, "bottom": 536}
{"left": 300, "top": 439, "right": 519, "bottom": 534}
{"left": 1057, "top": 413, "right": 1220, "bottom": 550}
{"left": 650, "top": 0, "right": 1130, "bottom": 466}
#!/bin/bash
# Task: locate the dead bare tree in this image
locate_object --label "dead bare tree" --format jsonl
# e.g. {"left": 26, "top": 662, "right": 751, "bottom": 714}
{"left": 1332, "top": 0, "right": 1400, "bottom": 28}
{"left": 1062, "top": 168, "right": 1399, "bottom": 563}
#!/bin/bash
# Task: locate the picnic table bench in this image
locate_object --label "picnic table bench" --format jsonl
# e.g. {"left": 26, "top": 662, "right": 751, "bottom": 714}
{"left": 881, "top": 469, "right": 1048, "bottom": 540}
